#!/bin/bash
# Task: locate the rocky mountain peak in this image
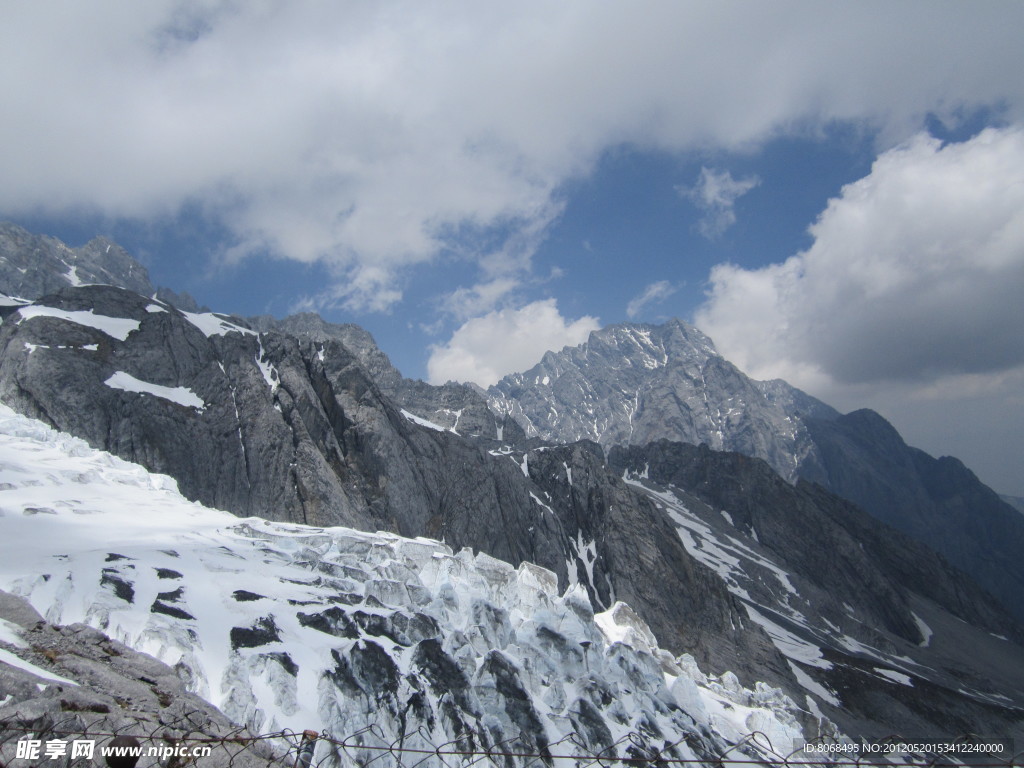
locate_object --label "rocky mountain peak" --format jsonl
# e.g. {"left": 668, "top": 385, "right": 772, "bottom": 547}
{"left": 0, "top": 222, "right": 202, "bottom": 311}
{"left": 488, "top": 317, "right": 828, "bottom": 483}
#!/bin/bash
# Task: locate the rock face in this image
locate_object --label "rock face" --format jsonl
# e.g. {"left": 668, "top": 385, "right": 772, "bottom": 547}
{"left": 249, "top": 312, "right": 521, "bottom": 441}
{"left": 606, "top": 442, "right": 1024, "bottom": 741}
{"left": 486, "top": 319, "right": 1024, "bottom": 624}
{"left": 487, "top": 319, "right": 836, "bottom": 483}
{"left": 803, "top": 409, "right": 1024, "bottom": 623}
{"left": 0, "top": 221, "right": 200, "bottom": 311}
{"left": 1, "top": 226, "right": 1022, "bottom": 746}
{"left": 0, "top": 591, "right": 276, "bottom": 768}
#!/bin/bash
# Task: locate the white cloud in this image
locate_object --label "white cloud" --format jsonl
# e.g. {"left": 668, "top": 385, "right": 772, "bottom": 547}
{"left": 695, "top": 126, "right": 1024, "bottom": 493}
{"left": 427, "top": 299, "right": 599, "bottom": 386}
{"left": 439, "top": 277, "right": 522, "bottom": 323}
{"left": 2, "top": 3, "right": 1024, "bottom": 310}
{"left": 626, "top": 280, "right": 678, "bottom": 318}
{"left": 679, "top": 168, "right": 761, "bottom": 239}
{"left": 697, "top": 127, "right": 1024, "bottom": 385}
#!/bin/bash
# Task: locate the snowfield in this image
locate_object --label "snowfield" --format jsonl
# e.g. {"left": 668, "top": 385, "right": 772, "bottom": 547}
{"left": 0, "top": 403, "right": 823, "bottom": 765}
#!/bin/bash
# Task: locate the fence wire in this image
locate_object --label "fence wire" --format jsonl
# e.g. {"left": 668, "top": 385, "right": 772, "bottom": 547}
{"left": 0, "top": 711, "right": 1018, "bottom": 768}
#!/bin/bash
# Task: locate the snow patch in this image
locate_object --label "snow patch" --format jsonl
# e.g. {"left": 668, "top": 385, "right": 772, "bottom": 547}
{"left": 873, "top": 667, "right": 913, "bottom": 686}
{"left": 911, "top": 611, "right": 933, "bottom": 648}
{"left": 255, "top": 339, "right": 279, "bottom": 393}
{"left": 104, "top": 371, "right": 205, "bottom": 411}
{"left": 787, "top": 661, "right": 839, "bottom": 707}
{"left": 0, "top": 647, "right": 79, "bottom": 687}
{"left": 400, "top": 409, "right": 446, "bottom": 432}
{"left": 182, "top": 311, "right": 256, "bottom": 338}
{"left": 17, "top": 305, "right": 139, "bottom": 340}
{"left": 0, "top": 618, "right": 27, "bottom": 648}
{"left": 745, "top": 605, "right": 831, "bottom": 670}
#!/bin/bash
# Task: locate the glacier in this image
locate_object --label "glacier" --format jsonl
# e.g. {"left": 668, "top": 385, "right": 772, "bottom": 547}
{"left": 0, "top": 403, "right": 826, "bottom": 765}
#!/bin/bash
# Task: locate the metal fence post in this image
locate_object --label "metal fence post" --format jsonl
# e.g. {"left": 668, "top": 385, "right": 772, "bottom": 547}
{"left": 293, "top": 730, "right": 318, "bottom": 768}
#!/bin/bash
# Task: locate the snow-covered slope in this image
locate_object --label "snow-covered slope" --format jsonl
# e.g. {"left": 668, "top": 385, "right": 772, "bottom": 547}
{"left": 609, "top": 444, "right": 1024, "bottom": 741}
{"left": 0, "top": 403, "right": 818, "bottom": 765}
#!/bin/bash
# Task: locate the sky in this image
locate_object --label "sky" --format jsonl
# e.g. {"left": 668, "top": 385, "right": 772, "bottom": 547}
{"left": 1, "top": 2, "right": 1023, "bottom": 495}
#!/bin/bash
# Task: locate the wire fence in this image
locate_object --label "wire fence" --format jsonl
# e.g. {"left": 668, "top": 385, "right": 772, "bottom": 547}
{"left": 0, "top": 710, "right": 1018, "bottom": 768}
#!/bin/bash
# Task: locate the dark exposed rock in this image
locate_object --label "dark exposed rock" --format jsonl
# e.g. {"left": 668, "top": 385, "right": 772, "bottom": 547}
{"left": 0, "top": 590, "right": 273, "bottom": 767}
{"left": 296, "top": 606, "right": 359, "bottom": 639}
{"left": 100, "top": 571, "right": 135, "bottom": 604}
{"left": 805, "top": 409, "right": 1024, "bottom": 622}
{"left": 411, "top": 639, "right": 477, "bottom": 715}
{"left": 230, "top": 617, "right": 281, "bottom": 650}
{"left": 150, "top": 601, "right": 195, "bottom": 621}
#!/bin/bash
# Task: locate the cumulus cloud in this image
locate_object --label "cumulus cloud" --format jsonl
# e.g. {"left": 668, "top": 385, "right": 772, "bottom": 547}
{"left": 2, "top": 3, "right": 1024, "bottom": 311}
{"left": 427, "top": 299, "right": 599, "bottom": 386}
{"left": 696, "top": 127, "right": 1024, "bottom": 386}
{"left": 695, "top": 127, "right": 1024, "bottom": 492}
{"left": 626, "top": 280, "right": 678, "bottom": 318}
{"left": 679, "top": 168, "right": 761, "bottom": 239}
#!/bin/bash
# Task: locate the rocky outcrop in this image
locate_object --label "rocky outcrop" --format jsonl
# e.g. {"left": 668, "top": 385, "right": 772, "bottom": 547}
{"left": 805, "top": 409, "right": 1024, "bottom": 622}
{"left": 0, "top": 591, "right": 275, "bottom": 767}
{"left": 249, "top": 312, "right": 522, "bottom": 441}
{"left": 0, "top": 222, "right": 202, "bottom": 312}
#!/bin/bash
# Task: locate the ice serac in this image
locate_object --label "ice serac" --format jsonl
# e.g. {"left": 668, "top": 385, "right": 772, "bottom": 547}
{"left": 0, "top": 406, "right": 817, "bottom": 766}
{"left": 488, "top": 319, "right": 833, "bottom": 483}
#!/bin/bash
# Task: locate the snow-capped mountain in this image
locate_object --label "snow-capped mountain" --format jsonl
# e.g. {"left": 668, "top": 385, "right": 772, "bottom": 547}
{"left": 1, "top": 223, "right": 1022, "bottom": 748}
{"left": 608, "top": 442, "right": 1024, "bottom": 740}
{"left": 486, "top": 320, "right": 1024, "bottom": 626}
{"left": 488, "top": 320, "right": 835, "bottom": 484}
{"left": 0, "top": 403, "right": 815, "bottom": 765}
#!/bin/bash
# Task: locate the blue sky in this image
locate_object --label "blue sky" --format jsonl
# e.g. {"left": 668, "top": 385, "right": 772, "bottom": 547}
{"left": 2, "top": 3, "right": 1023, "bottom": 495}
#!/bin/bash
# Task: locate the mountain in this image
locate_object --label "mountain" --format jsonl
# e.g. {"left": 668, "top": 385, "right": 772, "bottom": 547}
{"left": 802, "top": 409, "right": 1024, "bottom": 625}
{"left": 0, "top": 224, "right": 1022, "bottom": 747}
{"left": 0, "top": 402, "right": 816, "bottom": 765}
{"left": 608, "top": 441, "right": 1024, "bottom": 739}
{"left": 0, "top": 221, "right": 201, "bottom": 311}
{"left": 0, "top": 283, "right": 778, "bottom": 692}
{"left": 247, "top": 312, "right": 518, "bottom": 441}
{"left": 487, "top": 320, "right": 1024, "bottom": 624}
{"left": 488, "top": 319, "right": 836, "bottom": 484}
